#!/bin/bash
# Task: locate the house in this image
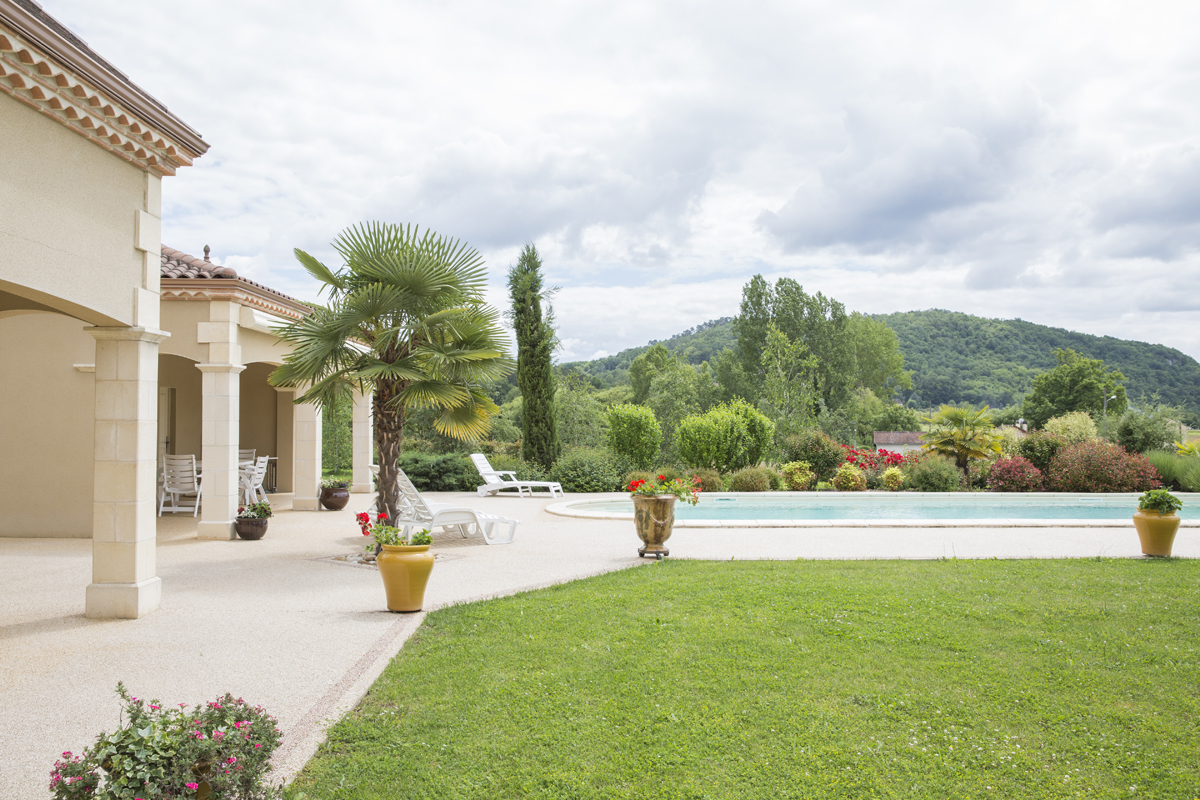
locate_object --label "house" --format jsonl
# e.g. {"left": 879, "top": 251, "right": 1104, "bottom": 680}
{"left": 872, "top": 431, "right": 924, "bottom": 454}
{"left": 0, "top": 1, "right": 372, "bottom": 619}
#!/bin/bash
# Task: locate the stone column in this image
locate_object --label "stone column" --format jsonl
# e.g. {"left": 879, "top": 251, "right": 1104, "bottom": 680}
{"left": 351, "top": 389, "right": 373, "bottom": 493}
{"left": 86, "top": 326, "right": 168, "bottom": 619}
{"left": 197, "top": 301, "right": 242, "bottom": 540}
{"left": 293, "top": 400, "right": 323, "bottom": 510}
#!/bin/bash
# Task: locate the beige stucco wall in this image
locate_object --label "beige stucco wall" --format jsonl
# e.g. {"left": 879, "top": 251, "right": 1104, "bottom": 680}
{"left": 0, "top": 93, "right": 156, "bottom": 326}
{"left": 0, "top": 312, "right": 95, "bottom": 537}
{"left": 240, "top": 363, "right": 278, "bottom": 461}
{"left": 159, "top": 355, "right": 202, "bottom": 458}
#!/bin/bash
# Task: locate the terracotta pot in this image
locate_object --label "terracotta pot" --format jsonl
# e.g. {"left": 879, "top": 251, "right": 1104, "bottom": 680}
{"left": 320, "top": 487, "right": 350, "bottom": 511}
{"left": 235, "top": 518, "right": 268, "bottom": 540}
{"left": 376, "top": 544, "right": 435, "bottom": 612}
{"left": 633, "top": 495, "right": 676, "bottom": 559}
{"left": 1133, "top": 509, "right": 1181, "bottom": 557}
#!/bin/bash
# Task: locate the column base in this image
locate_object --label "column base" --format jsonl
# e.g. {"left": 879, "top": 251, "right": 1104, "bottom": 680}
{"left": 350, "top": 483, "right": 373, "bottom": 494}
{"left": 198, "top": 520, "right": 236, "bottom": 540}
{"left": 293, "top": 498, "right": 320, "bottom": 511}
{"left": 85, "top": 577, "right": 162, "bottom": 619}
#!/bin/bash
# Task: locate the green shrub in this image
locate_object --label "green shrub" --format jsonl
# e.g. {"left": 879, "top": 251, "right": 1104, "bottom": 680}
{"left": 1044, "top": 411, "right": 1098, "bottom": 445}
{"left": 881, "top": 467, "right": 904, "bottom": 491}
{"left": 606, "top": 404, "right": 662, "bottom": 470}
{"left": 676, "top": 400, "right": 775, "bottom": 473}
{"left": 728, "top": 467, "right": 771, "bottom": 492}
{"left": 1047, "top": 440, "right": 1161, "bottom": 493}
{"left": 993, "top": 427, "right": 1024, "bottom": 457}
{"left": 622, "top": 470, "right": 654, "bottom": 489}
{"left": 485, "top": 453, "right": 548, "bottom": 481}
{"left": 831, "top": 463, "right": 867, "bottom": 491}
{"left": 1115, "top": 408, "right": 1181, "bottom": 454}
{"left": 765, "top": 468, "right": 783, "bottom": 491}
{"left": 690, "top": 469, "right": 723, "bottom": 492}
{"left": 902, "top": 456, "right": 961, "bottom": 492}
{"left": 781, "top": 461, "right": 815, "bottom": 491}
{"left": 781, "top": 429, "right": 845, "bottom": 481}
{"left": 1146, "top": 451, "right": 1200, "bottom": 492}
{"left": 397, "top": 452, "right": 480, "bottom": 492}
{"left": 655, "top": 466, "right": 685, "bottom": 483}
{"left": 1016, "top": 431, "right": 1065, "bottom": 474}
{"left": 987, "top": 456, "right": 1044, "bottom": 492}
{"left": 549, "top": 448, "right": 624, "bottom": 492}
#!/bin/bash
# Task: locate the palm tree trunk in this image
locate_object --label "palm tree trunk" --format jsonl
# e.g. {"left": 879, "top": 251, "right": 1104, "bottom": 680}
{"left": 373, "top": 384, "right": 404, "bottom": 520}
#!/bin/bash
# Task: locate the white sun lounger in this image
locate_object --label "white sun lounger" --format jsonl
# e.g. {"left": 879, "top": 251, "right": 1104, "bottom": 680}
{"left": 470, "top": 453, "right": 564, "bottom": 498}
{"left": 387, "top": 467, "right": 520, "bottom": 545}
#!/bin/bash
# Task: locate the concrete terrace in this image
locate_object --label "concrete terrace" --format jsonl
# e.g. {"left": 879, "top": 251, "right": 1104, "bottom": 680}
{"left": 2, "top": 491, "right": 1196, "bottom": 798}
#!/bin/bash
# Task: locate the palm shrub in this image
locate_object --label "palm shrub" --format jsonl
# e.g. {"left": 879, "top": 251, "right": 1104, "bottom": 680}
{"left": 1044, "top": 411, "right": 1098, "bottom": 445}
{"left": 902, "top": 455, "right": 962, "bottom": 492}
{"left": 1047, "top": 440, "right": 1161, "bottom": 493}
{"left": 987, "top": 455, "right": 1044, "bottom": 492}
{"left": 270, "top": 222, "right": 512, "bottom": 520}
{"left": 831, "top": 463, "right": 867, "bottom": 491}
{"left": 549, "top": 448, "right": 625, "bottom": 492}
{"left": 728, "top": 467, "right": 771, "bottom": 492}
{"left": 606, "top": 404, "right": 662, "bottom": 470}
{"left": 1016, "top": 431, "right": 1066, "bottom": 474}
{"left": 782, "top": 429, "right": 844, "bottom": 481}
{"left": 781, "top": 461, "right": 815, "bottom": 490}
{"left": 921, "top": 405, "right": 1001, "bottom": 480}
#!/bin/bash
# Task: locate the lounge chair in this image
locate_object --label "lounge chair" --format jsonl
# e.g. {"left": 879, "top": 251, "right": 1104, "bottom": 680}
{"left": 470, "top": 453, "right": 564, "bottom": 498}
{"left": 388, "top": 467, "right": 520, "bottom": 545}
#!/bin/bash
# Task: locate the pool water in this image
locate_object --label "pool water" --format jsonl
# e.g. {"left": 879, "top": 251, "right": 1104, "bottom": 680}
{"left": 572, "top": 493, "right": 1196, "bottom": 521}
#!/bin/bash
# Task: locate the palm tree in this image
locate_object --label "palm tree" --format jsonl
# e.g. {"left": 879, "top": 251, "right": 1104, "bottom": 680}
{"left": 920, "top": 405, "right": 1001, "bottom": 480}
{"left": 269, "top": 222, "right": 513, "bottom": 519}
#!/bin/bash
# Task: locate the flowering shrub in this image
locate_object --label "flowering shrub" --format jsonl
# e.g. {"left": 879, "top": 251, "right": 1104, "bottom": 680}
{"left": 840, "top": 446, "right": 916, "bottom": 489}
{"left": 881, "top": 467, "right": 904, "bottom": 491}
{"left": 236, "top": 501, "right": 272, "bottom": 520}
{"left": 831, "top": 463, "right": 867, "bottom": 492}
{"left": 50, "top": 683, "right": 281, "bottom": 799}
{"left": 628, "top": 474, "right": 702, "bottom": 505}
{"left": 987, "top": 455, "right": 1044, "bottom": 492}
{"left": 781, "top": 461, "right": 815, "bottom": 491}
{"left": 1047, "top": 440, "right": 1162, "bottom": 493}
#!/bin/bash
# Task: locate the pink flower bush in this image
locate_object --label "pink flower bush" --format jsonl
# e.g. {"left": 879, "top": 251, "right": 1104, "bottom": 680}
{"left": 988, "top": 455, "right": 1044, "bottom": 492}
{"left": 1047, "top": 440, "right": 1162, "bottom": 493}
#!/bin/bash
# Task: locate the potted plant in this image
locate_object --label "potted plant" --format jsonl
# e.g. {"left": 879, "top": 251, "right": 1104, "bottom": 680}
{"left": 1133, "top": 489, "right": 1184, "bottom": 557}
{"left": 235, "top": 501, "right": 272, "bottom": 540}
{"left": 319, "top": 477, "right": 351, "bottom": 511}
{"left": 358, "top": 512, "right": 435, "bottom": 612}
{"left": 628, "top": 474, "right": 702, "bottom": 560}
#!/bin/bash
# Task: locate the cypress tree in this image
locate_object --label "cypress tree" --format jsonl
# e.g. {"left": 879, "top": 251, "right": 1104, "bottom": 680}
{"left": 507, "top": 243, "right": 560, "bottom": 469}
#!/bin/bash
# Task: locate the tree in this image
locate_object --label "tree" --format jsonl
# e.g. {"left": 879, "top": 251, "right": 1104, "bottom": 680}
{"left": 758, "top": 322, "right": 817, "bottom": 438}
{"left": 270, "top": 222, "right": 511, "bottom": 520}
{"left": 1021, "top": 349, "right": 1127, "bottom": 430}
{"left": 629, "top": 343, "right": 672, "bottom": 404}
{"left": 508, "top": 243, "right": 560, "bottom": 469}
{"left": 921, "top": 405, "right": 1002, "bottom": 479}
{"left": 646, "top": 362, "right": 699, "bottom": 460}
{"left": 847, "top": 312, "right": 913, "bottom": 400}
{"left": 606, "top": 404, "right": 662, "bottom": 469}
{"left": 555, "top": 370, "right": 606, "bottom": 449}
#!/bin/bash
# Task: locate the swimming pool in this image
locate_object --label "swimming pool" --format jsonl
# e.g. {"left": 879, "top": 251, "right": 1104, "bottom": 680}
{"left": 546, "top": 492, "right": 1200, "bottom": 528}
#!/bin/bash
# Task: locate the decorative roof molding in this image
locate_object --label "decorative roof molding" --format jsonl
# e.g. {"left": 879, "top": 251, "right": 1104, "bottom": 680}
{"left": 160, "top": 246, "right": 310, "bottom": 321}
{"left": 0, "top": 1, "right": 207, "bottom": 175}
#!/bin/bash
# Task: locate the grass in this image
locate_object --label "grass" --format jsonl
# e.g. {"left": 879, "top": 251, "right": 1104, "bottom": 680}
{"left": 287, "top": 560, "right": 1200, "bottom": 799}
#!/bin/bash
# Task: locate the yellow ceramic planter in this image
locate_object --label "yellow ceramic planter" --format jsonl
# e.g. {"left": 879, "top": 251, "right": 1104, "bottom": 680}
{"left": 376, "top": 544, "right": 434, "bottom": 611}
{"left": 1132, "top": 510, "right": 1181, "bottom": 557}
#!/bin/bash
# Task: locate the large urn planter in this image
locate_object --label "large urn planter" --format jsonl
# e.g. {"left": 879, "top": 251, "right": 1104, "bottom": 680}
{"left": 1132, "top": 510, "right": 1181, "bottom": 557}
{"left": 234, "top": 518, "right": 268, "bottom": 540}
{"left": 376, "top": 544, "right": 435, "bottom": 611}
{"left": 633, "top": 495, "right": 677, "bottom": 560}
{"left": 319, "top": 487, "right": 350, "bottom": 511}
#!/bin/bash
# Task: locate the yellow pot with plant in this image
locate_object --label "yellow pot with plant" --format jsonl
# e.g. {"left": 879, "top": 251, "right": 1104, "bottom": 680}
{"left": 1132, "top": 490, "right": 1183, "bottom": 557}
{"left": 358, "top": 512, "right": 434, "bottom": 611}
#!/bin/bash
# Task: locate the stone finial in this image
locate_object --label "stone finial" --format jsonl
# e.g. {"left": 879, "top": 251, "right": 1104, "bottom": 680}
{"left": 203, "top": 245, "right": 211, "bottom": 261}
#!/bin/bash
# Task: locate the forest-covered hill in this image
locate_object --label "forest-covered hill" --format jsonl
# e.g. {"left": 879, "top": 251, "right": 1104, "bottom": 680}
{"left": 563, "top": 309, "right": 1200, "bottom": 413}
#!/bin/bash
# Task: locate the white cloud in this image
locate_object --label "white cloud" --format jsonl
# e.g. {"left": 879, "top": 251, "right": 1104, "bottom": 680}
{"left": 38, "top": 0, "right": 1200, "bottom": 361}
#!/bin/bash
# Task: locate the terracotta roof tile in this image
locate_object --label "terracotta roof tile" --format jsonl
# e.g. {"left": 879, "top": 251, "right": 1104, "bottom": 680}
{"left": 160, "top": 245, "right": 305, "bottom": 306}
{"left": 873, "top": 431, "right": 924, "bottom": 445}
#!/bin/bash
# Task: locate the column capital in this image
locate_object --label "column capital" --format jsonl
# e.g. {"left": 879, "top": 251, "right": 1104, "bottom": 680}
{"left": 196, "top": 363, "right": 247, "bottom": 374}
{"left": 86, "top": 326, "right": 170, "bottom": 344}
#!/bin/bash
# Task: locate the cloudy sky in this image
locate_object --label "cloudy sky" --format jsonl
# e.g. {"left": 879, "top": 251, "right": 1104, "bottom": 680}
{"left": 48, "top": 0, "right": 1200, "bottom": 361}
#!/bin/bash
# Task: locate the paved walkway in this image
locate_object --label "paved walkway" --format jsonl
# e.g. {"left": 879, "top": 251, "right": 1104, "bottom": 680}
{"left": 1, "top": 491, "right": 1195, "bottom": 798}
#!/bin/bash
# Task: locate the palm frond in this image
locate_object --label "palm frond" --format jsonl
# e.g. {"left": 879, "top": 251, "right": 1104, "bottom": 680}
{"left": 294, "top": 249, "right": 345, "bottom": 294}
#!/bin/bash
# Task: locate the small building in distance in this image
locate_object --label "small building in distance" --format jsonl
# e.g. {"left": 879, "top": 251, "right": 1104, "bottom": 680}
{"left": 873, "top": 431, "right": 923, "bottom": 454}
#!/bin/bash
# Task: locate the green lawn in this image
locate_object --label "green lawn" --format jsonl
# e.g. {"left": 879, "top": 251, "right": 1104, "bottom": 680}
{"left": 287, "top": 560, "right": 1200, "bottom": 799}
